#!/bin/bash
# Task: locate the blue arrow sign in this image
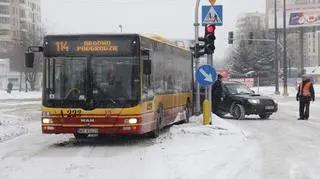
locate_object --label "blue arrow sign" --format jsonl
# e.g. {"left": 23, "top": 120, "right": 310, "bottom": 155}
{"left": 196, "top": 65, "right": 217, "bottom": 86}
{"left": 202, "top": 5, "right": 223, "bottom": 26}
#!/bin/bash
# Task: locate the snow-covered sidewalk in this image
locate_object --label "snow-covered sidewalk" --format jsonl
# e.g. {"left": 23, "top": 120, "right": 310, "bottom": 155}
{"left": 0, "top": 90, "right": 42, "bottom": 101}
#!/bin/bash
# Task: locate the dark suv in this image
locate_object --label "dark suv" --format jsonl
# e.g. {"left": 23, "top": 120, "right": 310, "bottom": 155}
{"left": 211, "top": 81, "right": 278, "bottom": 120}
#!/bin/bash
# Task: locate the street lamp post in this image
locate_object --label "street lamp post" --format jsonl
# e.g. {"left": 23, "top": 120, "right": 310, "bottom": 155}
{"left": 119, "top": 25, "right": 123, "bottom": 32}
{"left": 283, "top": 0, "right": 289, "bottom": 96}
{"left": 274, "top": 0, "right": 280, "bottom": 95}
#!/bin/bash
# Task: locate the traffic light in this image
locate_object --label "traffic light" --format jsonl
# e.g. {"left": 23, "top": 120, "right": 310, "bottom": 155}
{"left": 190, "top": 24, "right": 216, "bottom": 57}
{"left": 248, "top": 32, "right": 254, "bottom": 44}
{"left": 204, "top": 24, "right": 216, "bottom": 54}
{"left": 190, "top": 40, "right": 206, "bottom": 58}
{"left": 228, "top": 31, "right": 233, "bottom": 44}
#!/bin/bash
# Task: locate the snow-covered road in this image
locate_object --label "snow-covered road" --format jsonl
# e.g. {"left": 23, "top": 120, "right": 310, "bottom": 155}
{"left": 0, "top": 101, "right": 260, "bottom": 179}
{"left": 1, "top": 96, "right": 319, "bottom": 179}
{"left": 228, "top": 97, "right": 320, "bottom": 179}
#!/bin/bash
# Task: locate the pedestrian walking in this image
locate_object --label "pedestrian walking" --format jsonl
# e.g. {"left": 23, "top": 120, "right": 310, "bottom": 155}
{"left": 296, "top": 76, "right": 315, "bottom": 120}
{"left": 211, "top": 74, "right": 223, "bottom": 116}
{"left": 7, "top": 82, "right": 13, "bottom": 94}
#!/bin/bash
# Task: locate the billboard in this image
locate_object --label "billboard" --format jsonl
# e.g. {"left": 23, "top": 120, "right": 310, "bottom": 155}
{"left": 228, "top": 78, "right": 255, "bottom": 87}
{"left": 268, "top": 4, "right": 320, "bottom": 29}
{"left": 217, "top": 69, "right": 229, "bottom": 78}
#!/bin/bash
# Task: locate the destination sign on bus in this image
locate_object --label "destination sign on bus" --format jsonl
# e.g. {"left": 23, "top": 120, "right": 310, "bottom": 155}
{"left": 43, "top": 35, "right": 138, "bottom": 57}
{"left": 76, "top": 40, "right": 119, "bottom": 53}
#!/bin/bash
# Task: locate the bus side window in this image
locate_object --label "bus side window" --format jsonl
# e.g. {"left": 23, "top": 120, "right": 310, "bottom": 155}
{"left": 142, "top": 49, "right": 154, "bottom": 100}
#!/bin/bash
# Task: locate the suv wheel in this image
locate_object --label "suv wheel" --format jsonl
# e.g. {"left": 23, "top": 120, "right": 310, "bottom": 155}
{"left": 259, "top": 113, "right": 271, "bottom": 119}
{"left": 232, "top": 104, "right": 245, "bottom": 120}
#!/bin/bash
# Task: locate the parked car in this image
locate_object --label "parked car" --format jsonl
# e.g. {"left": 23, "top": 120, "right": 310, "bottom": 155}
{"left": 215, "top": 81, "right": 278, "bottom": 120}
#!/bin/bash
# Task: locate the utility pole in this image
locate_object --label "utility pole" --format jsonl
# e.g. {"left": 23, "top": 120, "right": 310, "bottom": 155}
{"left": 283, "top": 0, "right": 288, "bottom": 96}
{"left": 299, "top": 27, "right": 304, "bottom": 76}
{"left": 274, "top": 0, "right": 280, "bottom": 95}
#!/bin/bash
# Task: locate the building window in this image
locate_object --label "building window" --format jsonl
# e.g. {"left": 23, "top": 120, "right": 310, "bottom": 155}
{"left": 31, "top": 3, "right": 36, "bottom": 10}
{"left": 19, "top": 0, "right": 25, "bottom": 4}
{"left": 21, "top": 31, "right": 27, "bottom": 40}
{"left": 0, "top": 17, "right": 9, "bottom": 24}
{"left": 0, "top": 5, "right": 9, "bottom": 15}
{"left": 19, "top": 9, "right": 26, "bottom": 18}
{"left": 20, "top": 21, "right": 27, "bottom": 29}
{"left": 0, "top": 41, "right": 9, "bottom": 48}
{"left": 0, "top": 29, "right": 9, "bottom": 35}
{"left": 0, "top": 0, "right": 10, "bottom": 2}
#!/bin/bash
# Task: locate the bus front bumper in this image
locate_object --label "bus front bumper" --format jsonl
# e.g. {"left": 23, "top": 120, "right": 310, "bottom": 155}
{"left": 42, "top": 124, "right": 152, "bottom": 135}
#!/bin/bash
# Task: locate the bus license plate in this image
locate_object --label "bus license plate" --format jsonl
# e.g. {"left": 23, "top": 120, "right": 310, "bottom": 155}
{"left": 77, "top": 128, "right": 98, "bottom": 134}
{"left": 265, "top": 106, "right": 274, "bottom": 110}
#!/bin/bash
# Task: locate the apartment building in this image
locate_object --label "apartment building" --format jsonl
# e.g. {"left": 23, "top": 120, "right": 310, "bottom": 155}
{"left": 0, "top": 0, "right": 41, "bottom": 65}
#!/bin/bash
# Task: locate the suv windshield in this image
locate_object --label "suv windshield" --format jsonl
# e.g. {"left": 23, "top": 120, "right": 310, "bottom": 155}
{"left": 43, "top": 56, "right": 140, "bottom": 109}
{"left": 225, "top": 83, "right": 253, "bottom": 95}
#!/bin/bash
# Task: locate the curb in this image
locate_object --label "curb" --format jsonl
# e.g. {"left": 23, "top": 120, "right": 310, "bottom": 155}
{"left": 0, "top": 98, "right": 41, "bottom": 102}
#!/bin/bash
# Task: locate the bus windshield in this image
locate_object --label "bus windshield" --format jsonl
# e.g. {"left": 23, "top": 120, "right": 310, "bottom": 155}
{"left": 43, "top": 56, "right": 140, "bottom": 109}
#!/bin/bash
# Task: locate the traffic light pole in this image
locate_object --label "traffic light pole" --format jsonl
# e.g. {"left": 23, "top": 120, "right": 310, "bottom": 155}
{"left": 207, "top": 53, "right": 213, "bottom": 123}
{"left": 194, "top": 0, "right": 201, "bottom": 115}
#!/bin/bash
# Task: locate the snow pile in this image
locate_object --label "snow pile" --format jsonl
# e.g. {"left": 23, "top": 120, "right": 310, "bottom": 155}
{"left": 0, "top": 90, "right": 42, "bottom": 100}
{"left": 0, "top": 107, "right": 39, "bottom": 142}
{"left": 0, "top": 113, "right": 28, "bottom": 142}
{"left": 251, "top": 84, "right": 320, "bottom": 97}
{"left": 251, "top": 86, "right": 297, "bottom": 97}
{"left": 160, "top": 114, "right": 245, "bottom": 141}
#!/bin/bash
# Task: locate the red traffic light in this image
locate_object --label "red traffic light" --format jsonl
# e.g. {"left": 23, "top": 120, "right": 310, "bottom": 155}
{"left": 206, "top": 25, "right": 216, "bottom": 33}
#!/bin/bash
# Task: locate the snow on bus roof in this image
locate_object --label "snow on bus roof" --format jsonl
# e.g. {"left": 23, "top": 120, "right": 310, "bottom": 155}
{"left": 140, "top": 33, "right": 190, "bottom": 51}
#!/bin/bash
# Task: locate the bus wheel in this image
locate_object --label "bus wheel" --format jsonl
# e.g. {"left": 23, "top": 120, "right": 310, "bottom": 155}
{"left": 184, "top": 102, "right": 192, "bottom": 123}
{"left": 150, "top": 108, "right": 163, "bottom": 138}
{"left": 74, "top": 133, "right": 88, "bottom": 139}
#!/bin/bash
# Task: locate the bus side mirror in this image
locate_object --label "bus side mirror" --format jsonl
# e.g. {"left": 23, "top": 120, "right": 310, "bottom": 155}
{"left": 25, "top": 52, "right": 34, "bottom": 68}
{"left": 143, "top": 60, "right": 151, "bottom": 75}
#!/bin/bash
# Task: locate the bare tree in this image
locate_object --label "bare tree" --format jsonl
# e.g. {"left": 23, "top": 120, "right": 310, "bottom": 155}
{"left": 7, "top": 26, "right": 45, "bottom": 91}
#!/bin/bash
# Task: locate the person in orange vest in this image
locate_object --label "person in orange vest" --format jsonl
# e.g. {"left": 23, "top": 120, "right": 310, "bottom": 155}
{"left": 296, "top": 76, "right": 315, "bottom": 120}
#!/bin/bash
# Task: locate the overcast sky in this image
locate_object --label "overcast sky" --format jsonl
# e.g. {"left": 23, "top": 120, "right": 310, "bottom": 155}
{"left": 41, "top": 0, "right": 265, "bottom": 58}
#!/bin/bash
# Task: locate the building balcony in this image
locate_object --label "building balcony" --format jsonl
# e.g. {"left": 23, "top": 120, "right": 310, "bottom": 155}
{"left": 0, "top": 2, "right": 10, "bottom": 6}
{"left": 0, "top": 24, "right": 10, "bottom": 30}
{"left": 0, "top": 13, "right": 10, "bottom": 18}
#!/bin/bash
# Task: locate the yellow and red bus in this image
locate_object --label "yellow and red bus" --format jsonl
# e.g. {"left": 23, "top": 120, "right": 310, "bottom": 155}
{"left": 25, "top": 34, "right": 193, "bottom": 138}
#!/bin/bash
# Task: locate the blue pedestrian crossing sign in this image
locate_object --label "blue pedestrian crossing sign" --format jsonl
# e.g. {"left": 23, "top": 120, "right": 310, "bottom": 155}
{"left": 196, "top": 65, "right": 217, "bottom": 86}
{"left": 202, "top": 5, "right": 223, "bottom": 26}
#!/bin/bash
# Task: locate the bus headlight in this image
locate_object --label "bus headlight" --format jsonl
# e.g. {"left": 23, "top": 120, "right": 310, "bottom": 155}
{"left": 125, "top": 118, "right": 138, "bottom": 124}
{"left": 42, "top": 118, "right": 53, "bottom": 124}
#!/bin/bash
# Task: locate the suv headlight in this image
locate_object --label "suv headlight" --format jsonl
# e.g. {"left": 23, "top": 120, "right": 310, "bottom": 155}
{"left": 248, "top": 99, "right": 260, "bottom": 104}
{"left": 273, "top": 99, "right": 278, "bottom": 104}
